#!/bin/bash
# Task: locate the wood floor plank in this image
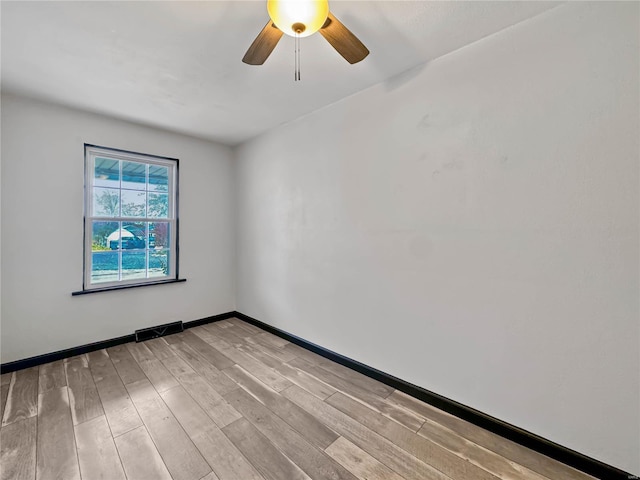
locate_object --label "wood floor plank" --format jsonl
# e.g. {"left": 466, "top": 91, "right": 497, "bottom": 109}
{"left": 64, "top": 355, "right": 104, "bottom": 426}
{"left": 282, "top": 341, "right": 326, "bottom": 362}
{"left": 172, "top": 330, "right": 235, "bottom": 370}
{"left": 74, "top": 415, "right": 126, "bottom": 480}
{"left": 203, "top": 323, "right": 248, "bottom": 348}
{"left": 418, "top": 417, "right": 551, "bottom": 480}
{"left": 0, "top": 416, "right": 37, "bottom": 480}
{"left": 210, "top": 321, "right": 264, "bottom": 346}
{"left": 2, "top": 367, "right": 38, "bottom": 426}
{"left": 245, "top": 335, "right": 299, "bottom": 362}
{"left": 387, "top": 391, "right": 595, "bottom": 480}
{"left": 87, "top": 350, "right": 142, "bottom": 437}
{"left": 221, "top": 324, "right": 284, "bottom": 356}
{"left": 224, "top": 387, "right": 357, "bottom": 480}
{"left": 326, "top": 391, "right": 499, "bottom": 480}
{"left": 38, "top": 360, "right": 67, "bottom": 394}
{"left": 168, "top": 339, "right": 239, "bottom": 395}
{"left": 159, "top": 346, "right": 200, "bottom": 378}
{"left": 145, "top": 337, "right": 178, "bottom": 360}
{"left": 0, "top": 375, "right": 12, "bottom": 422}
{"left": 215, "top": 320, "right": 256, "bottom": 340}
{"left": 282, "top": 385, "right": 453, "bottom": 480}
{"left": 145, "top": 338, "right": 205, "bottom": 381}
{"left": 126, "top": 379, "right": 212, "bottom": 480}
{"left": 126, "top": 341, "right": 180, "bottom": 393}
{"left": 199, "top": 472, "right": 221, "bottom": 480}
{"left": 223, "top": 364, "right": 339, "bottom": 449}
{"left": 36, "top": 386, "right": 81, "bottom": 480}
{"left": 386, "top": 390, "right": 442, "bottom": 419}
{"left": 161, "top": 386, "right": 265, "bottom": 480}
{"left": 418, "top": 421, "right": 596, "bottom": 480}
{"left": 314, "top": 357, "right": 394, "bottom": 399}
{"left": 226, "top": 318, "right": 264, "bottom": 336}
{"left": 114, "top": 426, "right": 173, "bottom": 480}
{"left": 254, "top": 331, "right": 290, "bottom": 349}
{"left": 194, "top": 329, "right": 292, "bottom": 392}
{"left": 213, "top": 319, "right": 234, "bottom": 328}
{"left": 325, "top": 436, "right": 405, "bottom": 480}
{"left": 239, "top": 342, "right": 337, "bottom": 400}
{"left": 106, "top": 344, "right": 147, "bottom": 385}
{"left": 175, "top": 372, "right": 242, "bottom": 428}
{"left": 289, "top": 357, "right": 424, "bottom": 431}
{"left": 222, "top": 418, "right": 311, "bottom": 480}
{"left": 0, "top": 373, "right": 11, "bottom": 386}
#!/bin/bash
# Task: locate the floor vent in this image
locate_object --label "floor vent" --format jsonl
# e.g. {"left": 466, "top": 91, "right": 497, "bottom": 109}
{"left": 135, "top": 321, "right": 183, "bottom": 342}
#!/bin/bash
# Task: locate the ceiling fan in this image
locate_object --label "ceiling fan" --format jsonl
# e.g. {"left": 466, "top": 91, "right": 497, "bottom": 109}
{"left": 242, "top": 0, "right": 369, "bottom": 68}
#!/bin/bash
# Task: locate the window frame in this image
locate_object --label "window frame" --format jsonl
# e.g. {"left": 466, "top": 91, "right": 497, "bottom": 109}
{"left": 82, "top": 144, "right": 180, "bottom": 292}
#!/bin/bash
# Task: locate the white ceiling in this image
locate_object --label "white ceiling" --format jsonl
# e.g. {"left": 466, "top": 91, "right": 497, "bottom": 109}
{"left": 1, "top": 1, "right": 560, "bottom": 146}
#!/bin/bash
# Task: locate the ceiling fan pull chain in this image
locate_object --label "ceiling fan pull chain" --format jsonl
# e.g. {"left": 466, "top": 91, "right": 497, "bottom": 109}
{"left": 298, "top": 34, "right": 301, "bottom": 81}
{"left": 298, "top": 35, "right": 301, "bottom": 81}
{"left": 294, "top": 32, "right": 301, "bottom": 81}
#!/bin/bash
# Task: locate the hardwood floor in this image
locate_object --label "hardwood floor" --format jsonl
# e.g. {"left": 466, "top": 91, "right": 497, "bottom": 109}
{"left": 0, "top": 318, "right": 595, "bottom": 480}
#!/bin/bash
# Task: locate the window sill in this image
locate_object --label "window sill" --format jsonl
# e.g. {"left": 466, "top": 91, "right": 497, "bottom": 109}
{"left": 72, "top": 278, "right": 186, "bottom": 296}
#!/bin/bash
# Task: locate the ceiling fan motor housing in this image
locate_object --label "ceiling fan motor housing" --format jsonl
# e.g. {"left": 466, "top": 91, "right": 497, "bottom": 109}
{"left": 292, "top": 22, "right": 306, "bottom": 34}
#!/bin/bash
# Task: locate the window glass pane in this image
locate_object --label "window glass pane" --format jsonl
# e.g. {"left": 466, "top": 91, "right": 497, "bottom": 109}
{"left": 121, "top": 190, "right": 146, "bottom": 217}
{"left": 122, "top": 161, "right": 146, "bottom": 190}
{"left": 121, "top": 222, "right": 146, "bottom": 249}
{"left": 149, "top": 165, "right": 169, "bottom": 192}
{"left": 105, "top": 223, "right": 145, "bottom": 250}
{"left": 149, "top": 250, "right": 170, "bottom": 278}
{"left": 149, "top": 222, "right": 170, "bottom": 249}
{"left": 122, "top": 251, "right": 147, "bottom": 280}
{"left": 91, "top": 251, "right": 119, "bottom": 284}
{"left": 148, "top": 193, "right": 168, "bottom": 218}
{"left": 92, "top": 221, "right": 119, "bottom": 251}
{"left": 93, "top": 187, "right": 120, "bottom": 217}
{"left": 94, "top": 157, "right": 120, "bottom": 188}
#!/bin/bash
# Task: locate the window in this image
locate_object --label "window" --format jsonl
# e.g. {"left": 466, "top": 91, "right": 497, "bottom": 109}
{"left": 83, "top": 145, "right": 179, "bottom": 291}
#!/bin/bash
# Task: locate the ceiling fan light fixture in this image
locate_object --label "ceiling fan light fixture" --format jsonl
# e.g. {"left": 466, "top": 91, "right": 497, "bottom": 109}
{"left": 267, "top": 0, "right": 329, "bottom": 37}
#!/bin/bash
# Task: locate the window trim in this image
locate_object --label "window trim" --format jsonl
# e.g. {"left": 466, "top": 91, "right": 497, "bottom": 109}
{"left": 80, "top": 144, "right": 181, "bottom": 292}
{"left": 72, "top": 278, "right": 186, "bottom": 296}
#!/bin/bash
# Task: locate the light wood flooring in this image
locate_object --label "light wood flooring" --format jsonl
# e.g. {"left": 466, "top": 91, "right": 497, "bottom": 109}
{"left": 1, "top": 318, "right": 594, "bottom": 480}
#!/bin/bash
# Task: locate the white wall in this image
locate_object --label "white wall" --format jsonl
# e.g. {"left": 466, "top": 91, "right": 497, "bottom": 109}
{"left": 235, "top": 2, "right": 639, "bottom": 474}
{"left": 1, "top": 94, "right": 235, "bottom": 363}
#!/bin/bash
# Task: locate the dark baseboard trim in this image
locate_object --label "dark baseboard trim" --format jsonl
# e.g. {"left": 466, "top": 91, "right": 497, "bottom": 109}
{"left": 0, "top": 311, "right": 234, "bottom": 374}
{"left": 233, "top": 311, "right": 633, "bottom": 480}
{"left": 0, "top": 334, "right": 135, "bottom": 374}
{"left": 184, "top": 311, "right": 235, "bottom": 329}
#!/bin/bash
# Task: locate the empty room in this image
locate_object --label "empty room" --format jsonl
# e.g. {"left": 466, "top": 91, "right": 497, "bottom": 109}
{"left": 1, "top": 1, "right": 638, "bottom": 479}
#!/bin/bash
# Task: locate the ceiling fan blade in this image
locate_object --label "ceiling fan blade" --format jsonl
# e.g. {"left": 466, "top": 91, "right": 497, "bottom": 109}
{"left": 242, "top": 21, "right": 283, "bottom": 65}
{"left": 319, "top": 12, "right": 369, "bottom": 64}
